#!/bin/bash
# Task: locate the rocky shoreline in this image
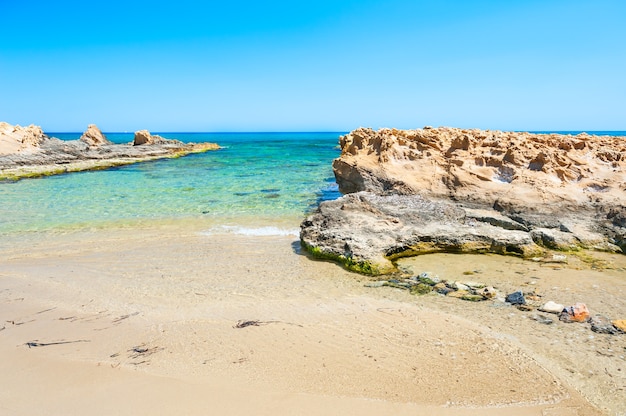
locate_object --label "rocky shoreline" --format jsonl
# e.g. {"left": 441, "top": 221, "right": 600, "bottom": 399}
{"left": 301, "top": 127, "right": 626, "bottom": 274}
{"left": 0, "top": 122, "right": 220, "bottom": 181}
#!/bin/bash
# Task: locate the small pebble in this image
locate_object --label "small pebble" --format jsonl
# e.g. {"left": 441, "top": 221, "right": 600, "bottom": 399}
{"left": 505, "top": 291, "right": 526, "bottom": 305}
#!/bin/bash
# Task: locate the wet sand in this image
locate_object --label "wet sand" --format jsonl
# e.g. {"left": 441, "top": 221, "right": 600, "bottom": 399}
{"left": 1, "top": 223, "right": 624, "bottom": 415}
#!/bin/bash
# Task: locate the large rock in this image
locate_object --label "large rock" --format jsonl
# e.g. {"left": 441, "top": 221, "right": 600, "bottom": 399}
{"left": 79, "top": 124, "right": 111, "bottom": 147}
{"left": 300, "top": 192, "right": 544, "bottom": 274}
{"left": 301, "top": 127, "right": 626, "bottom": 274}
{"left": 133, "top": 130, "right": 170, "bottom": 146}
{"left": 0, "top": 122, "right": 47, "bottom": 155}
{"left": 333, "top": 127, "right": 625, "bottom": 212}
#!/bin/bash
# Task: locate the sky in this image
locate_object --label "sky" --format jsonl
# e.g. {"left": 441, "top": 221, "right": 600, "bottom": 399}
{"left": 0, "top": 0, "right": 624, "bottom": 132}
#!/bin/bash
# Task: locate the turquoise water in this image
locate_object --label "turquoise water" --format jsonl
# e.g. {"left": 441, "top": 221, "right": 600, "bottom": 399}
{"left": 0, "top": 132, "right": 343, "bottom": 234}
{"left": 1, "top": 130, "right": 624, "bottom": 236}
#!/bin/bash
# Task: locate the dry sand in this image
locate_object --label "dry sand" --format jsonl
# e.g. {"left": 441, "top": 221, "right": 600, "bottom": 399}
{"left": 0, "top": 222, "right": 624, "bottom": 415}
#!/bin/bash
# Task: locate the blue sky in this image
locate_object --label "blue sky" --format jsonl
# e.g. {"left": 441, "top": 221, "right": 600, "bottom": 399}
{"left": 1, "top": 0, "right": 624, "bottom": 132}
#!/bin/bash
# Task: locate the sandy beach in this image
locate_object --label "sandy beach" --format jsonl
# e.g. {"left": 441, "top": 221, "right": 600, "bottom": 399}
{"left": 1, "top": 221, "right": 623, "bottom": 415}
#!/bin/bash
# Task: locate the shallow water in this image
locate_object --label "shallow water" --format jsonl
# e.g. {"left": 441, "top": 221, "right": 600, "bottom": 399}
{"left": 0, "top": 132, "right": 342, "bottom": 235}
{"left": 2, "top": 130, "right": 624, "bottom": 236}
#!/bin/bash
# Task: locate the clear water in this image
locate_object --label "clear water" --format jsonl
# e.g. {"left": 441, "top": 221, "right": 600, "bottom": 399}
{"left": 0, "top": 132, "right": 344, "bottom": 235}
{"left": 1, "top": 130, "right": 624, "bottom": 237}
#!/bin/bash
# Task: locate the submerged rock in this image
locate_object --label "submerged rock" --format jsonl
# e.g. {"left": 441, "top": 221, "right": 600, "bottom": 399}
{"left": 133, "top": 129, "right": 169, "bottom": 146}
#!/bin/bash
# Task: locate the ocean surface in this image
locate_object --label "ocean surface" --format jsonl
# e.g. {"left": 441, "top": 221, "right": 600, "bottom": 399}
{"left": 0, "top": 132, "right": 344, "bottom": 236}
{"left": 1, "top": 130, "right": 624, "bottom": 237}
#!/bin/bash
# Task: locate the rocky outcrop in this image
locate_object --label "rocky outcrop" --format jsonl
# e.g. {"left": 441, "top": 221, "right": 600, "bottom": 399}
{"left": 79, "top": 124, "right": 111, "bottom": 147}
{"left": 301, "top": 127, "right": 626, "bottom": 274}
{"left": 0, "top": 122, "right": 220, "bottom": 181}
{"left": 133, "top": 130, "right": 168, "bottom": 146}
{"left": 0, "top": 122, "right": 47, "bottom": 155}
{"left": 333, "top": 127, "right": 625, "bottom": 211}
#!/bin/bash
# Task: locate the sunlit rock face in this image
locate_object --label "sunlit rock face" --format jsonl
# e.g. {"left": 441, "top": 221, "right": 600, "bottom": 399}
{"left": 333, "top": 127, "right": 625, "bottom": 213}
{"left": 301, "top": 127, "right": 626, "bottom": 275}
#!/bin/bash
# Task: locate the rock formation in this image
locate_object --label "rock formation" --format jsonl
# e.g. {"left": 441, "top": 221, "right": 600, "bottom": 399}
{"left": 301, "top": 127, "right": 626, "bottom": 274}
{"left": 133, "top": 129, "right": 167, "bottom": 146}
{"left": 0, "top": 122, "right": 47, "bottom": 155}
{"left": 0, "top": 122, "right": 220, "bottom": 181}
{"left": 79, "top": 124, "right": 111, "bottom": 147}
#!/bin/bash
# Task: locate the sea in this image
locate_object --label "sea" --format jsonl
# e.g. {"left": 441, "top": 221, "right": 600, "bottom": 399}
{"left": 1, "top": 130, "right": 624, "bottom": 238}
{"left": 0, "top": 132, "right": 344, "bottom": 237}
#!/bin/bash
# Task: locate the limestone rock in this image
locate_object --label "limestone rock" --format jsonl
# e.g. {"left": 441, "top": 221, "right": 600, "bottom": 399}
{"left": 79, "top": 124, "right": 111, "bottom": 147}
{"left": 452, "top": 282, "right": 470, "bottom": 291}
{"left": 134, "top": 130, "right": 153, "bottom": 145}
{"left": 333, "top": 127, "right": 626, "bottom": 212}
{"left": 0, "top": 121, "right": 220, "bottom": 180}
{"left": 539, "top": 301, "right": 565, "bottom": 314}
{"left": 0, "top": 122, "right": 46, "bottom": 155}
{"left": 300, "top": 192, "right": 544, "bottom": 275}
{"left": 300, "top": 126, "right": 625, "bottom": 275}
{"left": 133, "top": 130, "right": 171, "bottom": 146}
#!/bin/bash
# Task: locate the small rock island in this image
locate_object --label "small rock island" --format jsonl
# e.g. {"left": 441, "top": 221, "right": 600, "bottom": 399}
{"left": 0, "top": 122, "right": 220, "bottom": 181}
{"left": 301, "top": 127, "right": 626, "bottom": 274}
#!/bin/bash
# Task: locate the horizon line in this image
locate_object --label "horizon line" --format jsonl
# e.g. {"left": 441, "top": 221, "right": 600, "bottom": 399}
{"left": 45, "top": 129, "right": 626, "bottom": 134}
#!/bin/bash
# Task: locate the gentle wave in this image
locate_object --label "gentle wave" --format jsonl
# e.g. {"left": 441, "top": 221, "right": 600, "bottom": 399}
{"left": 200, "top": 225, "right": 300, "bottom": 237}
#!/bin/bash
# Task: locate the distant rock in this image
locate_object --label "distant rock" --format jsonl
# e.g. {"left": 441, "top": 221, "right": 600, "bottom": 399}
{"left": 301, "top": 127, "right": 626, "bottom": 274}
{"left": 0, "top": 121, "right": 220, "bottom": 181}
{"left": 133, "top": 130, "right": 170, "bottom": 146}
{"left": 80, "top": 124, "right": 111, "bottom": 147}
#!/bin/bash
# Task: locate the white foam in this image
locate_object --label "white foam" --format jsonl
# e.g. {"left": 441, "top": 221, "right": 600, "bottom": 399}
{"left": 201, "top": 225, "right": 299, "bottom": 237}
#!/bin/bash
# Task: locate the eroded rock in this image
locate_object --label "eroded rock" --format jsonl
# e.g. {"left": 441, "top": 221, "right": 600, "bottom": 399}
{"left": 80, "top": 124, "right": 111, "bottom": 147}
{"left": 301, "top": 127, "right": 626, "bottom": 274}
{"left": 0, "top": 122, "right": 220, "bottom": 180}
